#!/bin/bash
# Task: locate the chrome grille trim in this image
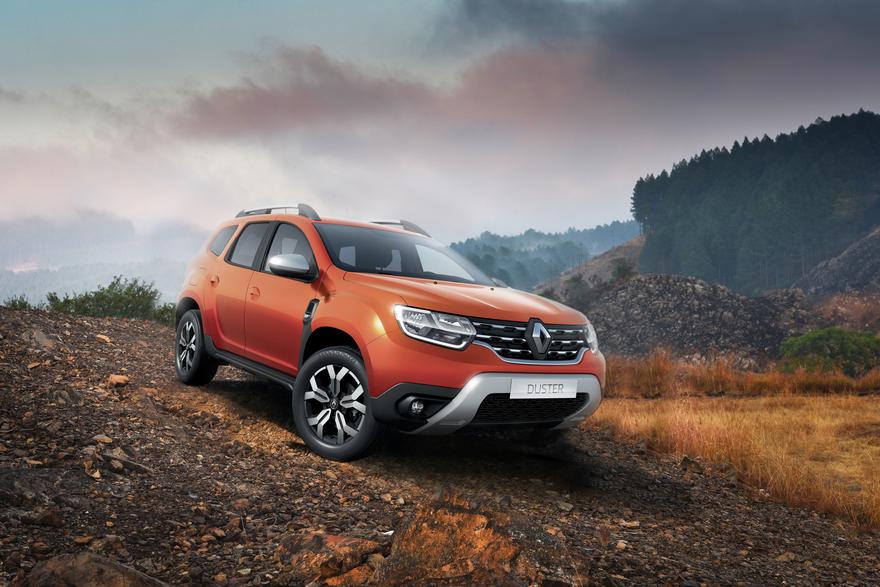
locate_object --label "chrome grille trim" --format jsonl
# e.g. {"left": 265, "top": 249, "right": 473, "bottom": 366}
{"left": 470, "top": 317, "right": 588, "bottom": 364}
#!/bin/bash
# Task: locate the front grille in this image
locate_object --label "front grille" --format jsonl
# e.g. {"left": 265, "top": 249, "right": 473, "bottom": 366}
{"left": 471, "top": 318, "right": 586, "bottom": 362}
{"left": 471, "top": 393, "right": 588, "bottom": 424}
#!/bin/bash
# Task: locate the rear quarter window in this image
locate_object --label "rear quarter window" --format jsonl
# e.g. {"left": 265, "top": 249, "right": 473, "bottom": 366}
{"left": 208, "top": 225, "right": 237, "bottom": 256}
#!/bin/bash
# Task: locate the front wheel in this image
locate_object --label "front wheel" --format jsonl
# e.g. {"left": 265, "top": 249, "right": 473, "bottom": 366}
{"left": 292, "top": 347, "right": 379, "bottom": 461}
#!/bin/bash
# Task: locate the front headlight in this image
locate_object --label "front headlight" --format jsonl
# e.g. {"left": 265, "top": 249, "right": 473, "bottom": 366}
{"left": 585, "top": 321, "right": 599, "bottom": 353}
{"left": 394, "top": 305, "right": 476, "bottom": 349}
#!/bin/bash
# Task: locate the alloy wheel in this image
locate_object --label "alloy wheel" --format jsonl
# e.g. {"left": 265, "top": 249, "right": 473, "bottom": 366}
{"left": 177, "top": 320, "right": 197, "bottom": 373}
{"left": 304, "top": 364, "right": 366, "bottom": 445}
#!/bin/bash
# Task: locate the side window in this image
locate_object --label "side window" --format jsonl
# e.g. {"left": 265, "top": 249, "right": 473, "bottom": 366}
{"left": 415, "top": 244, "right": 472, "bottom": 281}
{"left": 263, "top": 223, "right": 315, "bottom": 271}
{"left": 228, "top": 222, "right": 269, "bottom": 268}
{"left": 208, "top": 225, "right": 237, "bottom": 256}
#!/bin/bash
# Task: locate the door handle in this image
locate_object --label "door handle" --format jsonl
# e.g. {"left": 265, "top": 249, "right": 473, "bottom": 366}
{"left": 248, "top": 286, "right": 261, "bottom": 299}
{"left": 209, "top": 275, "right": 220, "bottom": 287}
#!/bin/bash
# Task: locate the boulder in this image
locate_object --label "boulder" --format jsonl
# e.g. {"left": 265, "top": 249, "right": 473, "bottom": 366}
{"left": 377, "top": 490, "right": 538, "bottom": 586}
{"left": 15, "top": 552, "right": 167, "bottom": 587}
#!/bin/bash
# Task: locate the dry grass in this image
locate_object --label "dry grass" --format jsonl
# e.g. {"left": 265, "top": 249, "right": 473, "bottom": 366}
{"left": 605, "top": 350, "right": 880, "bottom": 398}
{"left": 592, "top": 395, "right": 880, "bottom": 528}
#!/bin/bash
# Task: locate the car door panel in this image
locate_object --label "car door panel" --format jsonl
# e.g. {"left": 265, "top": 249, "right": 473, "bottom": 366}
{"left": 244, "top": 222, "right": 318, "bottom": 374}
{"left": 207, "top": 222, "right": 270, "bottom": 355}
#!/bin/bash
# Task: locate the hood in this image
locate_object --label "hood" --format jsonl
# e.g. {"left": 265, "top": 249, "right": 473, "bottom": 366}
{"left": 343, "top": 272, "right": 587, "bottom": 324}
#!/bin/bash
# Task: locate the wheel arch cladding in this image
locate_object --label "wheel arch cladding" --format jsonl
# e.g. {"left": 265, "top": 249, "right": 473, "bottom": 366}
{"left": 302, "top": 326, "right": 362, "bottom": 363}
{"left": 176, "top": 297, "right": 199, "bottom": 326}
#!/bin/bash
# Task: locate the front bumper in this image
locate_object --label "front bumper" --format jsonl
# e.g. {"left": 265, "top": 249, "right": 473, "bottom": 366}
{"left": 375, "top": 372, "right": 602, "bottom": 434}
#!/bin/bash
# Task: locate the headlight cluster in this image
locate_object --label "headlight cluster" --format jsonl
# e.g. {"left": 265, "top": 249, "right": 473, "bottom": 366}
{"left": 394, "top": 305, "right": 476, "bottom": 349}
{"left": 585, "top": 321, "right": 599, "bottom": 353}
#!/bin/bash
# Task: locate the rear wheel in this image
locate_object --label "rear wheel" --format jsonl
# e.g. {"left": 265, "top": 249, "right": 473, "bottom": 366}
{"left": 292, "top": 347, "right": 379, "bottom": 461}
{"left": 175, "top": 309, "right": 219, "bottom": 386}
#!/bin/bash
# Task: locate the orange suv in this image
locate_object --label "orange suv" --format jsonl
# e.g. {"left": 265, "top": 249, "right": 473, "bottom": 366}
{"left": 176, "top": 204, "right": 604, "bottom": 460}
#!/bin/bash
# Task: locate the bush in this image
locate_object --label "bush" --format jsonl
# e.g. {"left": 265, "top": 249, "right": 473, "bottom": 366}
{"left": 2, "top": 295, "right": 37, "bottom": 310}
{"left": 780, "top": 328, "right": 880, "bottom": 378}
{"left": 45, "top": 276, "right": 171, "bottom": 324}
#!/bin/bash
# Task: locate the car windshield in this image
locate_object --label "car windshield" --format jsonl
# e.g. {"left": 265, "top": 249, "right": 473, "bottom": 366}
{"left": 315, "top": 223, "right": 494, "bottom": 286}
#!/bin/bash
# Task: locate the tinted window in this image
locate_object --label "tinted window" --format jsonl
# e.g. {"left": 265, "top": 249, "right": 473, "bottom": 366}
{"left": 263, "top": 223, "right": 315, "bottom": 271}
{"left": 228, "top": 222, "right": 269, "bottom": 268}
{"left": 208, "top": 225, "right": 237, "bottom": 256}
{"left": 315, "top": 223, "right": 493, "bottom": 286}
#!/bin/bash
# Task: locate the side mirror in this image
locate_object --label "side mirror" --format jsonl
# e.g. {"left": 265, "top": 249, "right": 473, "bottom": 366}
{"left": 268, "top": 254, "right": 313, "bottom": 278}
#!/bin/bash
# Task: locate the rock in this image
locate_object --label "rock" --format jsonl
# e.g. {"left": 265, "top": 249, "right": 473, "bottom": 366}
{"left": 106, "top": 374, "right": 130, "bottom": 387}
{"left": 32, "top": 330, "right": 56, "bottom": 351}
{"left": 96, "top": 334, "right": 112, "bottom": 344}
{"left": 619, "top": 520, "right": 640, "bottom": 529}
{"left": 16, "top": 552, "right": 168, "bottom": 586}
{"left": 616, "top": 540, "right": 628, "bottom": 550}
{"left": 93, "top": 434, "right": 113, "bottom": 444}
{"left": 557, "top": 501, "right": 574, "bottom": 512}
{"left": 377, "top": 490, "right": 538, "bottom": 585}
{"left": 274, "top": 531, "right": 382, "bottom": 584}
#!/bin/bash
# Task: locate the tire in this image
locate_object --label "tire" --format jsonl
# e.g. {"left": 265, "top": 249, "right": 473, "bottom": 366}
{"left": 175, "top": 309, "right": 219, "bottom": 386}
{"left": 292, "top": 346, "right": 379, "bottom": 461}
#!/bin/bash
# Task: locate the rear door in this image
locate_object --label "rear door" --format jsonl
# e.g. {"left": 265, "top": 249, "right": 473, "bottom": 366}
{"left": 244, "top": 221, "right": 319, "bottom": 374}
{"left": 208, "top": 221, "right": 270, "bottom": 356}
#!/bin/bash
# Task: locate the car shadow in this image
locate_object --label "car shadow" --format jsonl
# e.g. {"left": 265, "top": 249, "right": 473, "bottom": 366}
{"left": 201, "top": 373, "right": 695, "bottom": 517}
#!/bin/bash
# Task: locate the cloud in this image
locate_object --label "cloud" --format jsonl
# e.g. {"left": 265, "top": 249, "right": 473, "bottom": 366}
{"left": 0, "top": 87, "right": 24, "bottom": 103}
{"left": 172, "top": 46, "right": 435, "bottom": 138}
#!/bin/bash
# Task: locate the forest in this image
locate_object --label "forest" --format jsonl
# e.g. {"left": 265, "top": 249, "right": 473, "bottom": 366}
{"left": 452, "top": 220, "right": 639, "bottom": 290}
{"left": 633, "top": 111, "right": 880, "bottom": 294}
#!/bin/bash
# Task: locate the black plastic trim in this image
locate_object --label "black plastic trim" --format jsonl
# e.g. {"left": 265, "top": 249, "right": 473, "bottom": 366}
{"left": 298, "top": 299, "right": 320, "bottom": 368}
{"left": 371, "top": 382, "right": 461, "bottom": 424}
{"left": 204, "top": 335, "right": 296, "bottom": 390}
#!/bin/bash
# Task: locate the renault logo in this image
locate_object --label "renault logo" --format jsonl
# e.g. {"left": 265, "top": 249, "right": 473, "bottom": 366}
{"left": 528, "top": 320, "right": 552, "bottom": 358}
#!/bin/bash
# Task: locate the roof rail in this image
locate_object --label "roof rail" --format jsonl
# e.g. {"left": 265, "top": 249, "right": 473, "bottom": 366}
{"left": 235, "top": 203, "right": 321, "bottom": 221}
{"left": 371, "top": 219, "right": 431, "bottom": 237}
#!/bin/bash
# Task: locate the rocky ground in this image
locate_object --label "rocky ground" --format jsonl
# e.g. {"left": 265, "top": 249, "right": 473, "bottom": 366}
{"left": 1, "top": 307, "right": 879, "bottom": 586}
{"left": 588, "top": 275, "right": 822, "bottom": 367}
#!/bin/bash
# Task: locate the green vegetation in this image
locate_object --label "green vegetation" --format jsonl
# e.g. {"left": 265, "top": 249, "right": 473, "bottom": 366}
{"left": 632, "top": 111, "right": 880, "bottom": 294}
{"left": 4, "top": 277, "right": 175, "bottom": 326}
{"left": 451, "top": 220, "right": 639, "bottom": 290}
{"left": 2, "top": 294, "right": 34, "bottom": 310}
{"left": 780, "top": 328, "right": 880, "bottom": 377}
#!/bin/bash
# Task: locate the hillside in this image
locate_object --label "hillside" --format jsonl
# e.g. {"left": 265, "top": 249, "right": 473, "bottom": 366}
{"left": 536, "top": 235, "right": 644, "bottom": 299}
{"left": 633, "top": 111, "right": 880, "bottom": 294}
{"left": 794, "top": 226, "right": 880, "bottom": 297}
{"left": 579, "top": 275, "right": 821, "bottom": 365}
{"left": 451, "top": 220, "right": 639, "bottom": 290}
{"left": 3, "top": 308, "right": 878, "bottom": 584}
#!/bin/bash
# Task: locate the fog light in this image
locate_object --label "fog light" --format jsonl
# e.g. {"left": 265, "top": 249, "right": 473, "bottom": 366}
{"left": 410, "top": 399, "right": 425, "bottom": 416}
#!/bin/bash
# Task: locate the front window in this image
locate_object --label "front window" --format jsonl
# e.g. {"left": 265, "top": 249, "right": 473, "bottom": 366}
{"left": 315, "top": 224, "right": 493, "bottom": 286}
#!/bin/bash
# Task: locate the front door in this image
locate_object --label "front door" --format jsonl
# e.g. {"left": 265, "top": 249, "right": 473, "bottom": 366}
{"left": 244, "top": 222, "right": 319, "bottom": 374}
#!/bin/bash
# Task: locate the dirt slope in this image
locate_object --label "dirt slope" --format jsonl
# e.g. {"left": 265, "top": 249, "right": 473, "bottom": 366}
{"left": 1, "top": 308, "right": 878, "bottom": 585}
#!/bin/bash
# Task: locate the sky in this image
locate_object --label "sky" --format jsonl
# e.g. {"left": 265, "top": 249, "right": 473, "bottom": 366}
{"left": 2, "top": 0, "right": 880, "bottom": 243}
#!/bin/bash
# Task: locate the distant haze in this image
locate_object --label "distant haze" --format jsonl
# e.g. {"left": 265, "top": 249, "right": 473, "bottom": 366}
{"left": 1, "top": 2, "right": 878, "bottom": 260}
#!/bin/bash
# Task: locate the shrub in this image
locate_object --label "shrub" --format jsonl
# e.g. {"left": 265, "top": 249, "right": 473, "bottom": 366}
{"left": 780, "top": 328, "right": 880, "bottom": 378}
{"left": 45, "top": 276, "right": 171, "bottom": 324}
{"left": 2, "top": 295, "right": 36, "bottom": 310}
